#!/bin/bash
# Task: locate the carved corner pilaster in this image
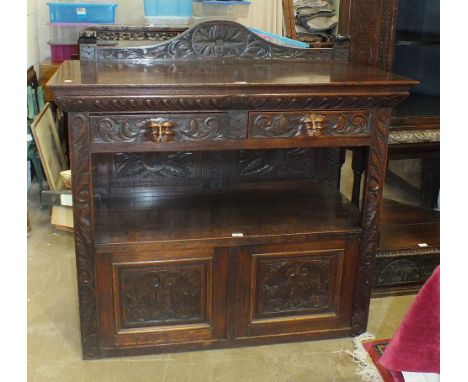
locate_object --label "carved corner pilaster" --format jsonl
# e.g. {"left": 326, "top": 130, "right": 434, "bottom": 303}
{"left": 69, "top": 113, "right": 100, "bottom": 359}
{"left": 351, "top": 109, "right": 390, "bottom": 335}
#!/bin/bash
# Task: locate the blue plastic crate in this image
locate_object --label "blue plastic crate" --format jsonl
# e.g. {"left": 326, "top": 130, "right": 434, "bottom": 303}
{"left": 47, "top": 3, "right": 118, "bottom": 23}
{"left": 144, "top": 0, "right": 192, "bottom": 17}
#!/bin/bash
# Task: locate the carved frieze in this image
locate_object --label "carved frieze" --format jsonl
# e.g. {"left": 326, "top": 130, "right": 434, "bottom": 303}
{"left": 119, "top": 265, "right": 206, "bottom": 327}
{"left": 373, "top": 256, "right": 439, "bottom": 287}
{"left": 90, "top": 113, "right": 247, "bottom": 143}
{"left": 255, "top": 257, "right": 335, "bottom": 318}
{"left": 377, "top": 247, "right": 440, "bottom": 258}
{"left": 251, "top": 112, "right": 371, "bottom": 138}
{"left": 56, "top": 94, "right": 408, "bottom": 113}
{"left": 388, "top": 129, "right": 440, "bottom": 144}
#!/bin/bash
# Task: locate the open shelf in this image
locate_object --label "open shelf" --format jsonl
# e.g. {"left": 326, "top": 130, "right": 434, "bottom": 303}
{"left": 378, "top": 199, "right": 439, "bottom": 253}
{"left": 94, "top": 186, "right": 361, "bottom": 247}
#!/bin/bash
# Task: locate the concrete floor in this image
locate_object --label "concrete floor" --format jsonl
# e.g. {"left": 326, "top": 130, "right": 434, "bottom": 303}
{"left": 27, "top": 155, "right": 417, "bottom": 382}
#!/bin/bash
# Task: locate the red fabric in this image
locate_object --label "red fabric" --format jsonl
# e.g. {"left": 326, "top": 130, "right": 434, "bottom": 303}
{"left": 379, "top": 266, "right": 440, "bottom": 374}
{"left": 364, "top": 340, "right": 404, "bottom": 382}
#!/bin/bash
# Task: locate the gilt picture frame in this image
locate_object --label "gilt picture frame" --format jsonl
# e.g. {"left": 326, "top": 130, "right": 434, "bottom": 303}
{"left": 30, "top": 102, "right": 67, "bottom": 191}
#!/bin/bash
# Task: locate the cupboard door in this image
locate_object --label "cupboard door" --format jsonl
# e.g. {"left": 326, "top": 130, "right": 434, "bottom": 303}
{"left": 233, "top": 239, "right": 359, "bottom": 338}
{"left": 96, "top": 248, "right": 228, "bottom": 349}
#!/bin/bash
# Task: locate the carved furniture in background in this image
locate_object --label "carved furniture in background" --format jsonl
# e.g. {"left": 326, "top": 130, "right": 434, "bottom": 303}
{"left": 372, "top": 199, "right": 439, "bottom": 296}
{"left": 49, "top": 20, "right": 415, "bottom": 359}
{"left": 343, "top": 0, "right": 440, "bottom": 295}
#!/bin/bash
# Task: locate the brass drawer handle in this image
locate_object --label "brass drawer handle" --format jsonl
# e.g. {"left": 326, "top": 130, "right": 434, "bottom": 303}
{"left": 301, "top": 114, "right": 327, "bottom": 136}
{"left": 146, "top": 118, "right": 176, "bottom": 143}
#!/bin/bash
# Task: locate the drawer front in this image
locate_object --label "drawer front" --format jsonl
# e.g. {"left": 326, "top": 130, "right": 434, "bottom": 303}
{"left": 97, "top": 248, "right": 228, "bottom": 348}
{"left": 90, "top": 112, "right": 247, "bottom": 144}
{"left": 233, "top": 238, "right": 359, "bottom": 338}
{"left": 372, "top": 253, "right": 440, "bottom": 293}
{"left": 249, "top": 111, "right": 372, "bottom": 138}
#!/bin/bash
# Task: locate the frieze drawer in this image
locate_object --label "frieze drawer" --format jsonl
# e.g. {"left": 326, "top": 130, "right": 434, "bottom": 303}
{"left": 90, "top": 112, "right": 247, "bottom": 144}
{"left": 249, "top": 111, "right": 372, "bottom": 139}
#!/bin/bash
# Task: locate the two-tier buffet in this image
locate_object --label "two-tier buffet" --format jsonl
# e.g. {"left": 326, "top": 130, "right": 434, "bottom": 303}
{"left": 48, "top": 21, "right": 416, "bottom": 359}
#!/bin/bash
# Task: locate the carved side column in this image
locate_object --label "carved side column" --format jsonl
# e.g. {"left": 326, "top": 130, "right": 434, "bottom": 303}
{"left": 69, "top": 113, "right": 99, "bottom": 359}
{"left": 351, "top": 109, "right": 390, "bottom": 335}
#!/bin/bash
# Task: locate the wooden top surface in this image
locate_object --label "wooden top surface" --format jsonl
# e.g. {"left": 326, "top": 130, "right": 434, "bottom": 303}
{"left": 48, "top": 60, "right": 416, "bottom": 89}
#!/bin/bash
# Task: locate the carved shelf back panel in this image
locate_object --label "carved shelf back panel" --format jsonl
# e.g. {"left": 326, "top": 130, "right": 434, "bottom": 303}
{"left": 234, "top": 148, "right": 320, "bottom": 182}
{"left": 91, "top": 148, "right": 343, "bottom": 198}
{"left": 113, "top": 152, "right": 201, "bottom": 186}
{"left": 80, "top": 20, "right": 348, "bottom": 62}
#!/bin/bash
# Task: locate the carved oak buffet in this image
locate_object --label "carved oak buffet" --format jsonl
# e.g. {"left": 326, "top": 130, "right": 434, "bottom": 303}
{"left": 48, "top": 21, "right": 416, "bottom": 359}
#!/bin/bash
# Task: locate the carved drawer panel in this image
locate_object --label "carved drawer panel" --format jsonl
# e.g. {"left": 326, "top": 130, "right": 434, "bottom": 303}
{"left": 97, "top": 248, "right": 228, "bottom": 348}
{"left": 249, "top": 111, "right": 372, "bottom": 139}
{"left": 234, "top": 239, "right": 359, "bottom": 338}
{"left": 90, "top": 112, "right": 247, "bottom": 144}
{"left": 372, "top": 252, "right": 440, "bottom": 295}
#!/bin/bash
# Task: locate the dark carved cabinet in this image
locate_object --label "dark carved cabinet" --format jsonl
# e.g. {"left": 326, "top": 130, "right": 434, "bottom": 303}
{"left": 49, "top": 21, "right": 415, "bottom": 359}
{"left": 343, "top": 0, "right": 440, "bottom": 295}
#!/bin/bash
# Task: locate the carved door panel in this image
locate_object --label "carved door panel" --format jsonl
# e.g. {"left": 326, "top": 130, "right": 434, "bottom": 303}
{"left": 96, "top": 248, "right": 228, "bottom": 349}
{"left": 232, "top": 239, "right": 359, "bottom": 338}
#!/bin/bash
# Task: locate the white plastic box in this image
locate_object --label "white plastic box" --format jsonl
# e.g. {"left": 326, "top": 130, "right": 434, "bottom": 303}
{"left": 144, "top": 16, "right": 190, "bottom": 28}
{"left": 192, "top": 1, "right": 251, "bottom": 21}
{"left": 48, "top": 22, "right": 94, "bottom": 44}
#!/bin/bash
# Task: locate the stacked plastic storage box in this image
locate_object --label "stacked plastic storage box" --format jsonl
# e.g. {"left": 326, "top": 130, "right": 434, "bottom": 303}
{"left": 143, "top": 0, "right": 192, "bottom": 27}
{"left": 47, "top": 1, "right": 118, "bottom": 62}
{"left": 191, "top": 0, "right": 251, "bottom": 23}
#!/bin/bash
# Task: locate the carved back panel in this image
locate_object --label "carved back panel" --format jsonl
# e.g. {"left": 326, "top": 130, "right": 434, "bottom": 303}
{"left": 80, "top": 20, "right": 348, "bottom": 63}
{"left": 92, "top": 148, "right": 342, "bottom": 199}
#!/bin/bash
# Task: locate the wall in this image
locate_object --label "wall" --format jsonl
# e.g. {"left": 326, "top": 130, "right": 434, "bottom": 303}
{"left": 237, "top": 0, "right": 283, "bottom": 35}
{"left": 32, "top": 0, "right": 284, "bottom": 67}
{"left": 36, "top": 0, "right": 53, "bottom": 64}
{"left": 27, "top": 0, "right": 40, "bottom": 70}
